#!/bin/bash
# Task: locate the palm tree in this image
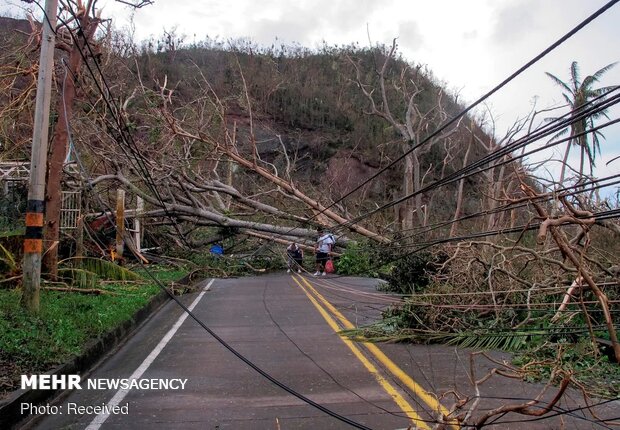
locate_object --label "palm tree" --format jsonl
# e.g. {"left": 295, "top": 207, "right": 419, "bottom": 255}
{"left": 546, "top": 61, "right": 617, "bottom": 185}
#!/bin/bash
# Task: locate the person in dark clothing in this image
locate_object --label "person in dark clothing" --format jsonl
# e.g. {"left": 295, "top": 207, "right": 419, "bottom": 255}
{"left": 286, "top": 242, "right": 304, "bottom": 273}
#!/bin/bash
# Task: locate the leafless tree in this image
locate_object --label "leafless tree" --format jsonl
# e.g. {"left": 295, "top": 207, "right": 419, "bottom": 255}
{"left": 348, "top": 39, "right": 462, "bottom": 231}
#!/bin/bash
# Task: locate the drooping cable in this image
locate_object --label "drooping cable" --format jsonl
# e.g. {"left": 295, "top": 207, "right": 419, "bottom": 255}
{"left": 329, "top": 91, "right": 620, "bottom": 238}
{"left": 279, "top": 0, "right": 620, "bottom": 234}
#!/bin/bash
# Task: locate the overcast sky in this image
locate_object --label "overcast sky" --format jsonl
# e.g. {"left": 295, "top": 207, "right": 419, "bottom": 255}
{"left": 4, "top": 0, "right": 620, "bottom": 195}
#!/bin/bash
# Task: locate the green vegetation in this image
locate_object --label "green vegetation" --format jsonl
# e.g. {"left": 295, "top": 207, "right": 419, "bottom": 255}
{"left": 514, "top": 341, "right": 620, "bottom": 399}
{"left": 379, "top": 251, "right": 445, "bottom": 295}
{"left": 0, "top": 243, "right": 18, "bottom": 274}
{"left": 336, "top": 241, "right": 393, "bottom": 278}
{"left": 546, "top": 60, "right": 617, "bottom": 181}
{"left": 0, "top": 185, "right": 26, "bottom": 236}
{"left": 336, "top": 236, "right": 620, "bottom": 399}
{"left": 0, "top": 265, "right": 183, "bottom": 397}
{"left": 58, "top": 257, "right": 144, "bottom": 289}
{"left": 334, "top": 243, "right": 372, "bottom": 276}
{"left": 0, "top": 284, "right": 155, "bottom": 366}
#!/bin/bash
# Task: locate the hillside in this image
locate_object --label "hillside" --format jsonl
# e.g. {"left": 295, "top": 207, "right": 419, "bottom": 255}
{"left": 125, "top": 39, "right": 503, "bottom": 233}
{"left": 2, "top": 13, "right": 535, "bottom": 248}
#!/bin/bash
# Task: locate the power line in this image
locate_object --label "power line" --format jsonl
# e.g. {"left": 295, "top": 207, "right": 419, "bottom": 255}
{"left": 390, "top": 172, "right": 620, "bottom": 242}
{"left": 288, "top": 0, "right": 620, "bottom": 232}
{"left": 329, "top": 92, "right": 620, "bottom": 238}
{"left": 46, "top": 6, "right": 379, "bottom": 429}
{"left": 321, "top": 204, "right": 620, "bottom": 284}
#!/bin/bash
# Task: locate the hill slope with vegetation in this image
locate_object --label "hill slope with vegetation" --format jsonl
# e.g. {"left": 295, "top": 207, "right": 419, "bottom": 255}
{"left": 0, "top": 10, "right": 619, "bottom": 419}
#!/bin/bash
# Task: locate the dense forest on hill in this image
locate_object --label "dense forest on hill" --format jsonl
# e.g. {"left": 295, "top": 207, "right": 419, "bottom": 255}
{"left": 0, "top": 7, "right": 619, "bottom": 417}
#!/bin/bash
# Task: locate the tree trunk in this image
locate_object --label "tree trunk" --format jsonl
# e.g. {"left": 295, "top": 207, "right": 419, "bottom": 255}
{"left": 168, "top": 126, "right": 390, "bottom": 243}
{"left": 579, "top": 142, "right": 585, "bottom": 184}
{"left": 555, "top": 141, "right": 572, "bottom": 215}
{"left": 42, "top": 14, "right": 100, "bottom": 277}
{"left": 558, "top": 141, "right": 571, "bottom": 188}
{"left": 115, "top": 189, "right": 125, "bottom": 260}
{"left": 42, "top": 55, "right": 77, "bottom": 278}
{"left": 402, "top": 149, "right": 415, "bottom": 231}
{"left": 450, "top": 139, "right": 472, "bottom": 237}
{"left": 412, "top": 151, "right": 425, "bottom": 226}
{"left": 526, "top": 189, "right": 620, "bottom": 363}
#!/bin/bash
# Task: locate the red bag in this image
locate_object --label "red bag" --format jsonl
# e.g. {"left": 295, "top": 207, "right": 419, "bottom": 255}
{"left": 325, "top": 259, "right": 335, "bottom": 274}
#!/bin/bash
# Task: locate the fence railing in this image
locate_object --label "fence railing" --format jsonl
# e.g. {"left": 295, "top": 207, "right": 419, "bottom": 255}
{"left": 60, "top": 191, "right": 81, "bottom": 230}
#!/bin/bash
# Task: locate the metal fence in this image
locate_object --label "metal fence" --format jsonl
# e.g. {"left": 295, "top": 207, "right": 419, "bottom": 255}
{"left": 60, "top": 191, "right": 81, "bottom": 230}
{"left": 0, "top": 162, "right": 82, "bottom": 232}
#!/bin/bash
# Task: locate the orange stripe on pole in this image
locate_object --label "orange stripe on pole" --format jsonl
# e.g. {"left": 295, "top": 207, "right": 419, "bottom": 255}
{"left": 25, "top": 212, "right": 44, "bottom": 227}
{"left": 24, "top": 239, "right": 43, "bottom": 254}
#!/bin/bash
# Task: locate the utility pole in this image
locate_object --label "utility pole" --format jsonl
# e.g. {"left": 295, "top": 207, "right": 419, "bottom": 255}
{"left": 135, "top": 196, "right": 143, "bottom": 253}
{"left": 22, "top": 0, "right": 58, "bottom": 313}
{"left": 115, "top": 189, "right": 125, "bottom": 261}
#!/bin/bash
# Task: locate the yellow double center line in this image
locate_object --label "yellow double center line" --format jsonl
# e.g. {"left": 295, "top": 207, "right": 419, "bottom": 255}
{"left": 292, "top": 274, "right": 455, "bottom": 430}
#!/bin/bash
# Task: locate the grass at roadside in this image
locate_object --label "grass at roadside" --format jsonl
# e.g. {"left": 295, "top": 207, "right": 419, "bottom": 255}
{"left": 0, "top": 265, "right": 187, "bottom": 398}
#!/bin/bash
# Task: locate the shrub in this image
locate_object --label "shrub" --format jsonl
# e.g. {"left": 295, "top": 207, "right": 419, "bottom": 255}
{"left": 335, "top": 241, "right": 393, "bottom": 277}
{"left": 335, "top": 242, "right": 371, "bottom": 275}
{"left": 381, "top": 251, "right": 444, "bottom": 294}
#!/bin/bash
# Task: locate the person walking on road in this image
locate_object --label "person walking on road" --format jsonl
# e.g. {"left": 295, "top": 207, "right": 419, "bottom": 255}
{"left": 314, "top": 228, "right": 335, "bottom": 276}
{"left": 286, "top": 242, "right": 304, "bottom": 273}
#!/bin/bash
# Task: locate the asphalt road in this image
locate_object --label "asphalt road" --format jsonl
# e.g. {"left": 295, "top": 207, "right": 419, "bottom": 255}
{"left": 26, "top": 273, "right": 619, "bottom": 430}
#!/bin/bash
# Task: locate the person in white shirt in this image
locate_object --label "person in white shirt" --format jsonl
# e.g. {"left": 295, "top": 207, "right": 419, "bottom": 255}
{"left": 314, "top": 228, "right": 335, "bottom": 276}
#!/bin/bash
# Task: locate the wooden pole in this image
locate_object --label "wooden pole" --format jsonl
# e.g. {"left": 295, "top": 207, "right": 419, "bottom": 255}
{"left": 135, "top": 196, "right": 143, "bottom": 253}
{"left": 116, "top": 189, "right": 125, "bottom": 260}
{"left": 22, "top": 0, "right": 58, "bottom": 313}
{"left": 76, "top": 215, "right": 84, "bottom": 258}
